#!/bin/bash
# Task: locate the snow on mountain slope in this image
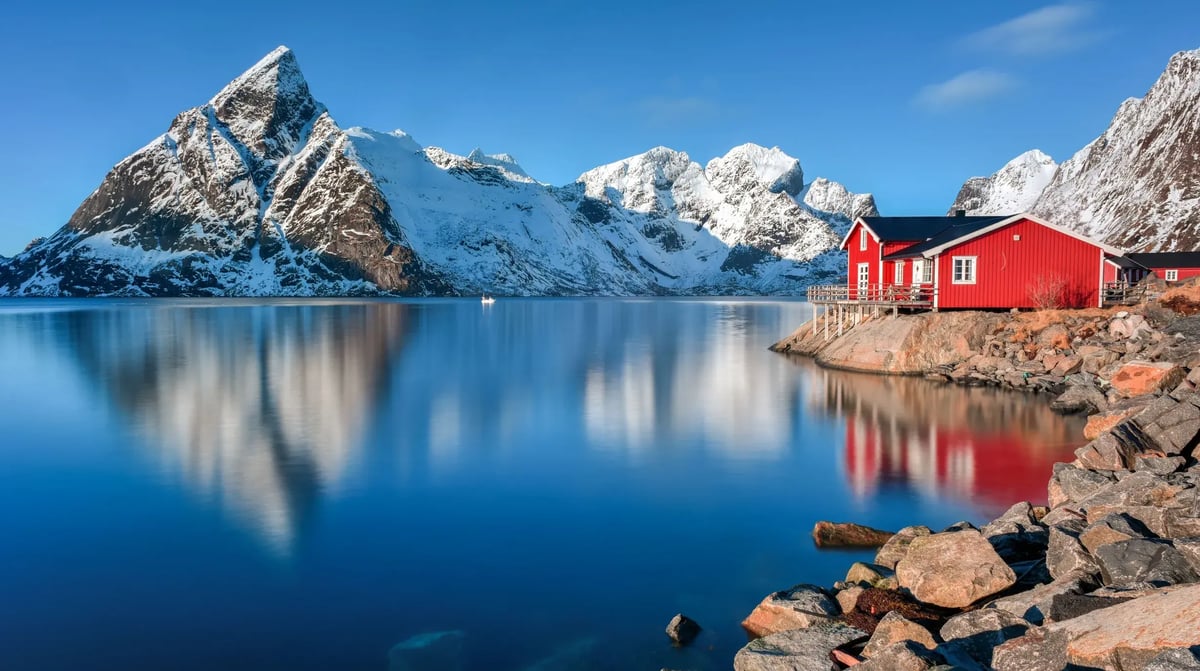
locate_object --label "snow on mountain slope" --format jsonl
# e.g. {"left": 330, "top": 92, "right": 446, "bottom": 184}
{"left": 1032, "top": 49, "right": 1200, "bottom": 251}
{"left": 948, "top": 150, "right": 1058, "bottom": 216}
{"left": 0, "top": 47, "right": 873, "bottom": 296}
{"left": 945, "top": 49, "right": 1200, "bottom": 252}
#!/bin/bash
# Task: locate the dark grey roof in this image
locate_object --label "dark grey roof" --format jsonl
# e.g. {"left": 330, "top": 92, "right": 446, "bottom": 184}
{"left": 1106, "top": 255, "right": 1147, "bottom": 270}
{"left": 879, "top": 217, "right": 1011, "bottom": 260}
{"left": 862, "top": 215, "right": 1010, "bottom": 243}
{"left": 1125, "top": 252, "right": 1200, "bottom": 269}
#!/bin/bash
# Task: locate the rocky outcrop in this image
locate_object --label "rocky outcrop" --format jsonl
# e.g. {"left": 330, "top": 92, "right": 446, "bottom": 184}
{"left": 736, "top": 385, "right": 1200, "bottom": 670}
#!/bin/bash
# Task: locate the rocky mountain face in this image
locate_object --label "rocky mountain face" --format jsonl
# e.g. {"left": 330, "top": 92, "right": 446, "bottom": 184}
{"left": 0, "top": 47, "right": 873, "bottom": 297}
{"left": 949, "top": 49, "right": 1200, "bottom": 252}
{"left": 948, "top": 150, "right": 1058, "bottom": 216}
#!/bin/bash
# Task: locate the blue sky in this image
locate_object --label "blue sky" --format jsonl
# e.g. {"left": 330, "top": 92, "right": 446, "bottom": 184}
{"left": 0, "top": 0, "right": 1197, "bottom": 254}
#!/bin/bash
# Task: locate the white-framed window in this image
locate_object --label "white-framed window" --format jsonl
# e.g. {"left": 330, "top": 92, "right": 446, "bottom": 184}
{"left": 913, "top": 259, "right": 933, "bottom": 284}
{"left": 894, "top": 261, "right": 905, "bottom": 284}
{"left": 859, "top": 228, "right": 868, "bottom": 251}
{"left": 1166, "top": 269, "right": 1179, "bottom": 281}
{"left": 952, "top": 256, "right": 977, "bottom": 284}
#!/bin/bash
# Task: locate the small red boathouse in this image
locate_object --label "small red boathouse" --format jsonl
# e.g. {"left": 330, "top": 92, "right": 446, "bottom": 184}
{"left": 812, "top": 212, "right": 1123, "bottom": 311}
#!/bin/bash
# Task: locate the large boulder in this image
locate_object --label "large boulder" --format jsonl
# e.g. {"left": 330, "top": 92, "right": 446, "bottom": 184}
{"left": 742, "top": 584, "right": 840, "bottom": 638}
{"left": 862, "top": 612, "right": 938, "bottom": 658}
{"left": 1080, "top": 513, "right": 1158, "bottom": 554}
{"left": 1110, "top": 361, "right": 1187, "bottom": 398}
{"left": 993, "top": 583, "right": 1200, "bottom": 670}
{"left": 1052, "top": 382, "right": 1109, "bottom": 414}
{"left": 895, "top": 530, "right": 1017, "bottom": 608}
{"left": 939, "top": 609, "right": 1032, "bottom": 668}
{"left": 982, "top": 502, "right": 1050, "bottom": 563}
{"left": 875, "top": 526, "right": 933, "bottom": 570}
{"left": 732, "top": 621, "right": 867, "bottom": 671}
{"left": 855, "top": 641, "right": 943, "bottom": 671}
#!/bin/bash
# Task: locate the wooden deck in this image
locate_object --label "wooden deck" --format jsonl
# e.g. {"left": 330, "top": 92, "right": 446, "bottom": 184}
{"left": 806, "top": 284, "right": 935, "bottom": 307}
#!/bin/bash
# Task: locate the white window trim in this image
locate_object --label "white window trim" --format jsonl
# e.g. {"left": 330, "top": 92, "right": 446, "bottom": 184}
{"left": 951, "top": 256, "right": 977, "bottom": 285}
{"left": 1166, "top": 269, "right": 1179, "bottom": 281}
{"left": 894, "top": 260, "right": 905, "bottom": 285}
{"left": 859, "top": 228, "right": 868, "bottom": 251}
{"left": 913, "top": 259, "right": 933, "bottom": 284}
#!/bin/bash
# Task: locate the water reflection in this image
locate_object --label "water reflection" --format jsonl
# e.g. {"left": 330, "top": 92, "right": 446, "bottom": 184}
{"left": 789, "top": 357, "right": 1085, "bottom": 515}
{"left": 36, "top": 303, "right": 409, "bottom": 553}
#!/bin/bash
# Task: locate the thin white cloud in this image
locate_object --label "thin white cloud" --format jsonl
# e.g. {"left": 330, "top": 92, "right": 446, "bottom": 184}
{"left": 636, "top": 96, "right": 722, "bottom": 125}
{"left": 967, "top": 3, "right": 1103, "bottom": 56}
{"left": 915, "top": 69, "right": 1019, "bottom": 110}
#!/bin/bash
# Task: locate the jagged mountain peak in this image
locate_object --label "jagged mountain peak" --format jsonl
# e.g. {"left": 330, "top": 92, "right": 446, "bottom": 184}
{"left": 948, "top": 148, "right": 1058, "bottom": 216}
{"left": 706, "top": 144, "right": 804, "bottom": 196}
{"left": 208, "top": 45, "right": 323, "bottom": 162}
{"left": 803, "top": 178, "right": 878, "bottom": 222}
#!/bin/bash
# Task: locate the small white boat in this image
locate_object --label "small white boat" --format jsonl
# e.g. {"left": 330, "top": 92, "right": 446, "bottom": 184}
{"left": 481, "top": 295, "right": 496, "bottom": 305}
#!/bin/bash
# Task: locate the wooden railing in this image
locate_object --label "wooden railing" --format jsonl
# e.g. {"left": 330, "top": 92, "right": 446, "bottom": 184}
{"left": 807, "top": 283, "right": 936, "bottom": 305}
{"left": 1103, "top": 281, "right": 1145, "bottom": 305}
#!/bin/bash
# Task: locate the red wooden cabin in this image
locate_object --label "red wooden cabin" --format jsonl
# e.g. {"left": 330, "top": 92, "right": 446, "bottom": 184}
{"left": 836, "top": 212, "right": 1122, "bottom": 310}
{"left": 1123, "top": 252, "right": 1200, "bottom": 283}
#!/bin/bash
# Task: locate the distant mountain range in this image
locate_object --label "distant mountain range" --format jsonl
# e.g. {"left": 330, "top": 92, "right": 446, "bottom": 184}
{"left": 2, "top": 46, "right": 1198, "bottom": 296}
{"left": 950, "top": 49, "right": 1200, "bottom": 252}
{"left": 0, "top": 47, "right": 873, "bottom": 297}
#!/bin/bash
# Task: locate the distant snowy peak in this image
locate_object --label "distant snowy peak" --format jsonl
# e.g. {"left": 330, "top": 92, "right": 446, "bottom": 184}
{"left": 803, "top": 177, "right": 878, "bottom": 223}
{"left": 948, "top": 149, "right": 1058, "bottom": 216}
{"left": 706, "top": 143, "right": 804, "bottom": 196}
{"left": 466, "top": 149, "right": 532, "bottom": 180}
{"left": 1031, "top": 48, "right": 1200, "bottom": 250}
{"left": 577, "top": 146, "right": 709, "bottom": 212}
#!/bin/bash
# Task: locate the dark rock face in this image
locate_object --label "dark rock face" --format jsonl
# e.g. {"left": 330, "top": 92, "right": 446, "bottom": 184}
{"left": 1094, "top": 539, "right": 1200, "bottom": 587}
{"left": 938, "top": 609, "right": 1032, "bottom": 668}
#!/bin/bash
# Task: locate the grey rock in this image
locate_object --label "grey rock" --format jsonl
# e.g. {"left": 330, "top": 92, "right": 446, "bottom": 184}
{"left": 1079, "top": 512, "right": 1157, "bottom": 555}
{"left": 991, "top": 569, "right": 1098, "bottom": 625}
{"left": 1049, "top": 463, "right": 1115, "bottom": 507}
{"left": 1145, "top": 647, "right": 1200, "bottom": 670}
{"left": 665, "top": 613, "right": 701, "bottom": 646}
{"left": 1047, "top": 593, "right": 1133, "bottom": 622}
{"left": 1094, "top": 538, "right": 1200, "bottom": 586}
{"left": 732, "top": 621, "right": 867, "bottom": 671}
{"left": 1051, "top": 383, "right": 1108, "bottom": 414}
{"left": 875, "top": 526, "right": 933, "bottom": 570}
{"left": 855, "top": 641, "right": 943, "bottom": 671}
{"left": 982, "top": 502, "right": 1050, "bottom": 563}
{"left": 862, "top": 612, "right": 938, "bottom": 658}
{"left": 1046, "top": 523, "right": 1101, "bottom": 582}
{"left": 896, "top": 530, "right": 1017, "bottom": 608}
{"left": 1136, "top": 455, "right": 1189, "bottom": 475}
{"left": 938, "top": 609, "right": 1031, "bottom": 667}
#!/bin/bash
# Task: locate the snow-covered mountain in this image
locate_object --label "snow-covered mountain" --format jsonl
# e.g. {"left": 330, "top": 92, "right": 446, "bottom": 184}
{"left": 0, "top": 47, "right": 872, "bottom": 297}
{"left": 947, "top": 150, "right": 1058, "bottom": 216}
{"left": 948, "top": 49, "right": 1200, "bottom": 252}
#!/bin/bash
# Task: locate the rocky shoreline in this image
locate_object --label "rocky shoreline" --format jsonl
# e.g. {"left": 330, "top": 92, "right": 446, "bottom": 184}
{"left": 731, "top": 287, "right": 1200, "bottom": 670}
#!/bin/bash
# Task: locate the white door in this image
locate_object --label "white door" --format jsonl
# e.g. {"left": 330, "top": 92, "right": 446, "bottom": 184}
{"left": 857, "top": 263, "right": 870, "bottom": 299}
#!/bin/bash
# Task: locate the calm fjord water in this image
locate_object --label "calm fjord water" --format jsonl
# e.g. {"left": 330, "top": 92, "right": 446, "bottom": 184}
{"left": 0, "top": 298, "right": 1085, "bottom": 670}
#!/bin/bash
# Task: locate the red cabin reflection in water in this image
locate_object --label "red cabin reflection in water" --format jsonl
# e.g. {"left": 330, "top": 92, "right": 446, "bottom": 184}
{"left": 797, "top": 358, "right": 1088, "bottom": 517}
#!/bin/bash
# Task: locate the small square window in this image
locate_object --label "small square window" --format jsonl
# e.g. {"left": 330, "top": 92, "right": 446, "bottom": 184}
{"left": 952, "top": 256, "right": 976, "bottom": 284}
{"left": 1166, "top": 269, "right": 1179, "bottom": 281}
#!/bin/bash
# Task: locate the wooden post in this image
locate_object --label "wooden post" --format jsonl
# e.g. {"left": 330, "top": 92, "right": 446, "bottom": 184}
{"left": 837, "top": 306, "right": 843, "bottom": 337}
{"left": 824, "top": 307, "right": 829, "bottom": 341}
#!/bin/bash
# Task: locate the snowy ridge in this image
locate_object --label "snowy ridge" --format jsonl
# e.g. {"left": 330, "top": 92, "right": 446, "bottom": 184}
{"left": 0, "top": 47, "right": 873, "bottom": 296}
{"left": 948, "top": 150, "right": 1058, "bottom": 216}
{"left": 947, "top": 49, "right": 1200, "bottom": 252}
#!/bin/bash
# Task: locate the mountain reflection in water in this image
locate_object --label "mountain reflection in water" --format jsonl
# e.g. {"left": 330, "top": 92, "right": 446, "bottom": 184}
{"left": 0, "top": 299, "right": 1088, "bottom": 671}
{"left": 44, "top": 302, "right": 409, "bottom": 553}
